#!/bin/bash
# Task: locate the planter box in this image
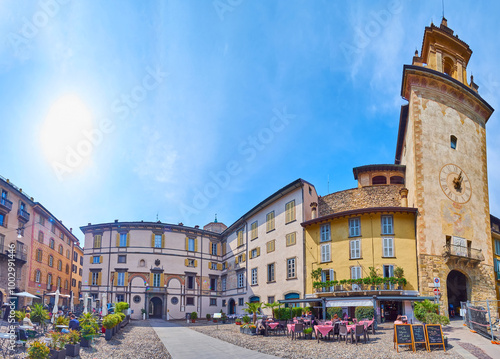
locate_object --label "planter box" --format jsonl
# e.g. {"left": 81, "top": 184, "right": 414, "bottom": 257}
{"left": 80, "top": 337, "right": 92, "bottom": 348}
{"left": 239, "top": 327, "right": 256, "bottom": 335}
{"left": 49, "top": 348, "right": 67, "bottom": 359}
{"left": 66, "top": 343, "right": 80, "bottom": 357}
{"left": 105, "top": 329, "right": 113, "bottom": 341}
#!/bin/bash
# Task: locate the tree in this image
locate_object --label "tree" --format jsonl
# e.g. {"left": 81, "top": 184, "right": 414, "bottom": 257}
{"left": 244, "top": 302, "right": 263, "bottom": 323}
{"left": 264, "top": 301, "right": 282, "bottom": 319}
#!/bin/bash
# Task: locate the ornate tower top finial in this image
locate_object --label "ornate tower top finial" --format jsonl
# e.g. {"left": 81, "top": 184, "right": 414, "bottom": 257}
{"left": 214, "top": 214, "right": 218, "bottom": 223}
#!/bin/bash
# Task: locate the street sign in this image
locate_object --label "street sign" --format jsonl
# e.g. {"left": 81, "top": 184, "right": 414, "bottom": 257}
{"left": 433, "top": 288, "right": 440, "bottom": 295}
{"left": 434, "top": 278, "right": 440, "bottom": 288}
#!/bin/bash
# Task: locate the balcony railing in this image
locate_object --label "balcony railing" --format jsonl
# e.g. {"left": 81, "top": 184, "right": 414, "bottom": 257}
{"left": 0, "top": 244, "right": 28, "bottom": 263}
{"left": 443, "top": 244, "right": 484, "bottom": 264}
{"left": 0, "top": 197, "right": 13, "bottom": 212}
{"left": 18, "top": 208, "right": 30, "bottom": 222}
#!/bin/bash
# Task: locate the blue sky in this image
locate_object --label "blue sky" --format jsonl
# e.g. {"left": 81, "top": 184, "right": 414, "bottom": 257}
{"left": 1, "top": 0, "right": 499, "bottom": 245}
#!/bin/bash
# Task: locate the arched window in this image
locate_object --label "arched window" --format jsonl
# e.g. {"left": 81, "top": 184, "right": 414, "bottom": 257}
{"left": 284, "top": 292, "right": 300, "bottom": 308}
{"left": 64, "top": 280, "right": 68, "bottom": 289}
{"left": 49, "top": 238, "right": 55, "bottom": 249}
{"left": 35, "top": 270, "right": 41, "bottom": 283}
{"left": 58, "top": 245, "right": 63, "bottom": 254}
{"left": 451, "top": 135, "right": 457, "bottom": 149}
{"left": 443, "top": 57, "right": 454, "bottom": 76}
{"left": 390, "top": 176, "right": 405, "bottom": 185}
{"left": 372, "top": 176, "right": 387, "bottom": 185}
{"left": 58, "top": 260, "right": 62, "bottom": 271}
{"left": 49, "top": 255, "right": 53, "bottom": 267}
{"left": 66, "top": 249, "right": 70, "bottom": 259}
{"left": 66, "top": 264, "right": 69, "bottom": 274}
{"left": 47, "top": 274, "right": 52, "bottom": 285}
{"left": 139, "top": 259, "right": 146, "bottom": 267}
{"left": 57, "top": 277, "right": 61, "bottom": 289}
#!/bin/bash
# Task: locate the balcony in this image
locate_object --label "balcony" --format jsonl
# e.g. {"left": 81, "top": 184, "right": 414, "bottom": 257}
{"left": 0, "top": 197, "right": 12, "bottom": 213}
{"left": 443, "top": 244, "right": 484, "bottom": 266}
{"left": 0, "top": 244, "right": 28, "bottom": 263}
{"left": 18, "top": 208, "right": 30, "bottom": 222}
{"left": 315, "top": 284, "right": 404, "bottom": 297}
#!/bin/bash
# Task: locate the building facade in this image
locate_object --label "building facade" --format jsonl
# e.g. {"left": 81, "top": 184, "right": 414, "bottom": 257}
{"left": 0, "top": 176, "right": 32, "bottom": 308}
{"left": 80, "top": 179, "right": 318, "bottom": 320}
{"left": 71, "top": 245, "right": 84, "bottom": 306}
{"left": 27, "top": 204, "right": 80, "bottom": 307}
{"left": 396, "top": 18, "right": 496, "bottom": 316}
{"left": 491, "top": 215, "right": 500, "bottom": 310}
{"left": 303, "top": 165, "right": 421, "bottom": 322}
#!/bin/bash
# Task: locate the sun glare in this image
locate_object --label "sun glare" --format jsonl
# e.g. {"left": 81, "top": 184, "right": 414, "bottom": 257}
{"left": 40, "top": 94, "right": 94, "bottom": 168}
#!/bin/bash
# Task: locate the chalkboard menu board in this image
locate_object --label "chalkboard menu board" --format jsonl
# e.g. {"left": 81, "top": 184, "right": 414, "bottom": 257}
{"left": 412, "top": 324, "right": 426, "bottom": 344}
{"left": 394, "top": 324, "right": 414, "bottom": 352}
{"left": 425, "top": 324, "right": 446, "bottom": 352}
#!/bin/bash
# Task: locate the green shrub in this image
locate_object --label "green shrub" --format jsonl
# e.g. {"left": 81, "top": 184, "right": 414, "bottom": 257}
{"left": 31, "top": 304, "right": 49, "bottom": 326}
{"left": 242, "top": 315, "right": 251, "bottom": 324}
{"left": 14, "top": 310, "right": 26, "bottom": 323}
{"left": 115, "top": 302, "right": 129, "bottom": 313}
{"left": 27, "top": 339, "right": 50, "bottom": 359}
{"left": 275, "top": 308, "right": 292, "bottom": 320}
{"left": 326, "top": 307, "right": 343, "bottom": 319}
{"left": 303, "top": 327, "right": 313, "bottom": 334}
{"left": 206, "top": 313, "right": 211, "bottom": 320}
{"left": 414, "top": 299, "right": 439, "bottom": 323}
{"left": 117, "top": 312, "right": 125, "bottom": 322}
{"left": 424, "top": 312, "right": 450, "bottom": 326}
{"left": 292, "top": 307, "right": 303, "bottom": 318}
{"left": 355, "top": 306, "right": 374, "bottom": 320}
{"left": 190, "top": 312, "right": 198, "bottom": 320}
{"left": 102, "top": 315, "right": 116, "bottom": 329}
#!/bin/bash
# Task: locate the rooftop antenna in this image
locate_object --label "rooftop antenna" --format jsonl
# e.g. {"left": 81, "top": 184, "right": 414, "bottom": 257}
{"left": 327, "top": 175, "right": 330, "bottom": 194}
{"left": 156, "top": 212, "right": 159, "bottom": 221}
{"left": 442, "top": 0, "right": 445, "bottom": 19}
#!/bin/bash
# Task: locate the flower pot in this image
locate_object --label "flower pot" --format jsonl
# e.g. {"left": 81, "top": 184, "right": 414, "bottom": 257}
{"left": 191, "top": 319, "right": 195, "bottom": 323}
{"left": 305, "top": 333, "right": 313, "bottom": 340}
{"left": 105, "top": 329, "right": 113, "bottom": 341}
{"left": 80, "top": 336, "right": 92, "bottom": 348}
{"left": 66, "top": 343, "right": 81, "bottom": 357}
{"left": 49, "top": 348, "right": 67, "bottom": 359}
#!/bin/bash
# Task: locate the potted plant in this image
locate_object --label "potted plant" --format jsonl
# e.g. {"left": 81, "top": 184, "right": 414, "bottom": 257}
{"left": 65, "top": 330, "right": 81, "bottom": 357}
{"left": 243, "top": 302, "right": 263, "bottom": 323}
{"left": 117, "top": 312, "right": 126, "bottom": 328}
{"left": 102, "top": 315, "right": 116, "bottom": 341}
{"left": 220, "top": 310, "right": 227, "bottom": 324}
{"left": 55, "top": 315, "right": 69, "bottom": 331}
{"left": 242, "top": 315, "right": 251, "bottom": 324}
{"left": 14, "top": 309, "right": 26, "bottom": 323}
{"left": 47, "top": 331, "right": 67, "bottom": 359}
{"left": 206, "top": 313, "right": 211, "bottom": 321}
{"left": 235, "top": 318, "right": 242, "bottom": 325}
{"left": 31, "top": 303, "right": 50, "bottom": 329}
{"left": 190, "top": 312, "right": 198, "bottom": 323}
{"left": 80, "top": 324, "right": 97, "bottom": 348}
{"left": 141, "top": 308, "right": 147, "bottom": 320}
{"left": 27, "top": 339, "right": 50, "bottom": 359}
{"left": 303, "top": 327, "right": 313, "bottom": 339}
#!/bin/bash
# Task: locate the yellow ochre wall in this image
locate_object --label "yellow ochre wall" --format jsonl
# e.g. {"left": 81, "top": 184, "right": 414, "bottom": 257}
{"left": 305, "top": 212, "right": 418, "bottom": 295}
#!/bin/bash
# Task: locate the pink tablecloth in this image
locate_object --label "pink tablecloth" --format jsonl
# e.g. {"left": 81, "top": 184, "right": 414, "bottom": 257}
{"left": 268, "top": 323, "right": 279, "bottom": 329}
{"left": 314, "top": 325, "right": 333, "bottom": 337}
{"left": 287, "top": 324, "right": 295, "bottom": 333}
{"left": 358, "top": 320, "right": 374, "bottom": 328}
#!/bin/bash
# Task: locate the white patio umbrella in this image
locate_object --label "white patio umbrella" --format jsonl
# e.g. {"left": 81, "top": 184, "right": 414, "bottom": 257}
{"left": 83, "top": 293, "right": 89, "bottom": 314}
{"left": 50, "top": 289, "right": 60, "bottom": 323}
{"left": 11, "top": 292, "right": 40, "bottom": 299}
{"left": 101, "top": 293, "right": 108, "bottom": 316}
{"left": 70, "top": 292, "right": 74, "bottom": 313}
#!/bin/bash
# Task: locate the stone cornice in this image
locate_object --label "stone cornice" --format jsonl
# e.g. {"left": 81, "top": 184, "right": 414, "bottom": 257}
{"left": 401, "top": 65, "right": 494, "bottom": 123}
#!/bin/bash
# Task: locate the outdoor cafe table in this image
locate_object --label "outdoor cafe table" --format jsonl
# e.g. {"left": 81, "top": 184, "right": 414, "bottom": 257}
{"left": 287, "top": 324, "right": 298, "bottom": 339}
{"left": 267, "top": 323, "right": 279, "bottom": 330}
{"left": 314, "top": 325, "right": 334, "bottom": 343}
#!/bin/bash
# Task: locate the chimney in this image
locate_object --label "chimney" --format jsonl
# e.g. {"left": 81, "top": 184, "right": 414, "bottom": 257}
{"left": 194, "top": 225, "right": 199, "bottom": 229}
{"left": 178, "top": 222, "right": 183, "bottom": 226}
{"left": 114, "top": 219, "right": 119, "bottom": 223}
{"left": 70, "top": 228, "right": 72, "bottom": 233}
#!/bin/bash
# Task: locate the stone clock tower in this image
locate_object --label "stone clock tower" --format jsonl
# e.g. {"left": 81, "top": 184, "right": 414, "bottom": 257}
{"left": 395, "top": 19, "right": 496, "bottom": 316}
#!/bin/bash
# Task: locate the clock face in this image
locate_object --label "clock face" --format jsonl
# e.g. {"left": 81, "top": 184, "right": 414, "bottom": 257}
{"left": 439, "top": 164, "right": 471, "bottom": 203}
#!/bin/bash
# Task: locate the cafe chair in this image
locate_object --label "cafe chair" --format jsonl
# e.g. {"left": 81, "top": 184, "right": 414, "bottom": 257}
{"left": 353, "top": 324, "right": 368, "bottom": 344}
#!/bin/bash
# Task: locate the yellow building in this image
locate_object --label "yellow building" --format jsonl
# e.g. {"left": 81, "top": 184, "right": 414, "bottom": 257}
{"left": 303, "top": 165, "right": 425, "bottom": 322}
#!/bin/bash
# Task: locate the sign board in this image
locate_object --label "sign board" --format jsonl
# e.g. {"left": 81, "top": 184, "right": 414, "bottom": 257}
{"left": 425, "top": 324, "right": 446, "bottom": 352}
{"left": 411, "top": 324, "right": 427, "bottom": 350}
{"left": 394, "top": 324, "right": 414, "bottom": 352}
{"left": 213, "top": 313, "right": 222, "bottom": 319}
{"left": 433, "top": 288, "right": 440, "bottom": 295}
{"left": 434, "top": 277, "right": 440, "bottom": 288}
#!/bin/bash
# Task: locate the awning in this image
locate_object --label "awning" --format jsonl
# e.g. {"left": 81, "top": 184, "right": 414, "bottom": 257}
{"left": 326, "top": 299, "right": 373, "bottom": 307}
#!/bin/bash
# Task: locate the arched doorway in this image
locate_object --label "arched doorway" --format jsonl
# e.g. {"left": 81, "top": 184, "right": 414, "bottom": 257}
{"left": 228, "top": 299, "right": 236, "bottom": 315}
{"left": 447, "top": 270, "right": 468, "bottom": 316}
{"left": 149, "top": 297, "right": 163, "bottom": 318}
